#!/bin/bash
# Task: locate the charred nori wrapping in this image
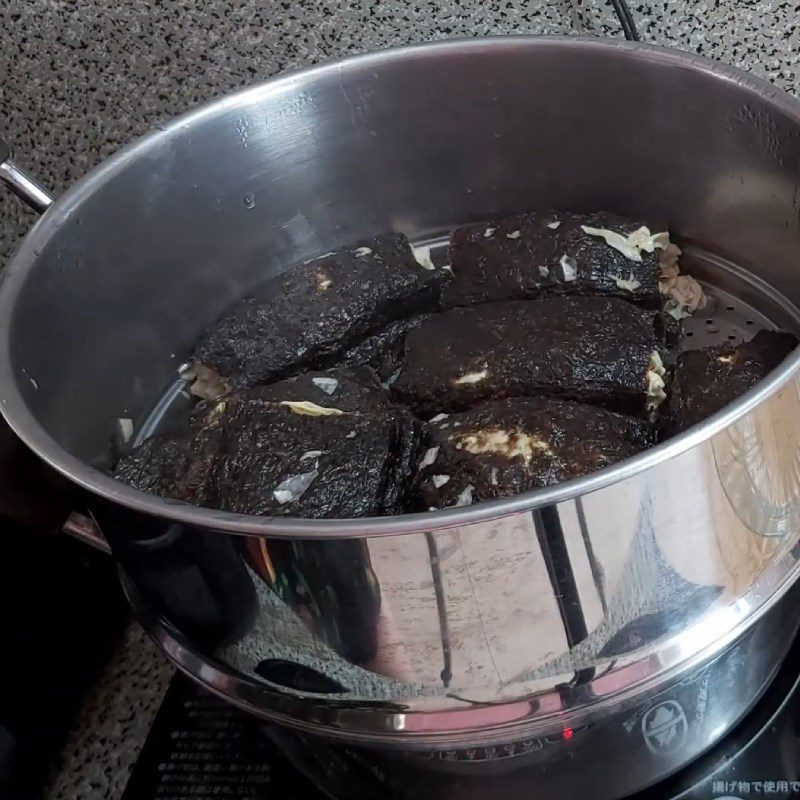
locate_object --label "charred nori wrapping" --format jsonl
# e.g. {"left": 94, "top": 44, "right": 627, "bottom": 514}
{"left": 115, "top": 370, "right": 421, "bottom": 517}
{"left": 193, "top": 234, "right": 448, "bottom": 388}
{"left": 113, "top": 428, "right": 222, "bottom": 507}
{"left": 413, "top": 396, "right": 653, "bottom": 510}
{"left": 204, "top": 399, "right": 420, "bottom": 517}
{"left": 664, "top": 330, "right": 798, "bottom": 435}
{"left": 444, "top": 212, "right": 664, "bottom": 309}
{"left": 336, "top": 314, "right": 431, "bottom": 381}
{"left": 392, "top": 297, "right": 663, "bottom": 415}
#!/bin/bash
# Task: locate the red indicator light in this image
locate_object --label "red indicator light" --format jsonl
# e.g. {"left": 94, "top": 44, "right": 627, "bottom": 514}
{"left": 562, "top": 727, "right": 574, "bottom": 740}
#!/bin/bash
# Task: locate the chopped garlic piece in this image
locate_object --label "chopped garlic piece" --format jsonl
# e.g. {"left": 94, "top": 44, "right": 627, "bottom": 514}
{"left": 653, "top": 238, "right": 705, "bottom": 318}
{"left": 432, "top": 474, "right": 451, "bottom": 488}
{"left": 274, "top": 470, "right": 319, "bottom": 505}
{"left": 279, "top": 400, "right": 343, "bottom": 416}
{"left": 354, "top": 246, "right": 372, "bottom": 257}
{"left": 665, "top": 300, "right": 692, "bottom": 321}
{"left": 559, "top": 255, "right": 578, "bottom": 281}
{"left": 455, "top": 484, "right": 475, "bottom": 507}
{"left": 191, "top": 363, "right": 228, "bottom": 402}
{"left": 117, "top": 418, "right": 134, "bottom": 443}
{"left": 651, "top": 231, "right": 671, "bottom": 251}
{"left": 628, "top": 226, "right": 662, "bottom": 253}
{"left": 718, "top": 353, "right": 738, "bottom": 364}
{"left": 614, "top": 272, "right": 641, "bottom": 292}
{"left": 455, "top": 428, "right": 552, "bottom": 464}
{"left": 581, "top": 226, "right": 642, "bottom": 262}
{"left": 429, "top": 413, "right": 449, "bottom": 423}
{"left": 490, "top": 467, "right": 499, "bottom": 486}
{"left": 203, "top": 400, "right": 228, "bottom": 428}
{"left": 659, "top": 242, "right": 682, "bottom": 280}
{"left": 506, "top": 230, "right": 521, "bottom": 239}
{"left": 346, "top": 430, "right": 357, "bottom": 438}
{"left": 646, "top": 371, "right": 667, "bottom": 410}
{"left": 419, "top": 446, "right": 440, "bottom": 470}
{"left": 645, "top": 352, "right": 667, "bottom": 410}
{"left": 582, "top": 225, "right": 672, "bottom": 262}
{"left": 586, "top": 225, "right": 674, "bottom": 264}
{"left": 300, "top": 450, "right": 323, "bottom": 461}
{"left": 311, "top": 376, "right": 339, "bottom": 395}
{"left": 539, "top": 265, "right": 550, "bottom": 277}
{"left": 454, "top": 367, "right": 489, "bottom": 385}
{"left": 661, "top": 274, "right": 707, "bottom": 314}
{"left": 484, "top": 227, "right": 496, "bottom": 238}
{"left": 412, "top": 245, "right": 436, "bottom": 270}
{"left": 547, "top": 221, "right": 561, "bottom": 230}
{"left": 649, "top": 350, "right": 666, "bottom": 378}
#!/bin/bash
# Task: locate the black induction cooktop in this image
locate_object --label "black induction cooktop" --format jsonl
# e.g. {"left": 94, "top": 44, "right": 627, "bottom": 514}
{"left": 121, "top": 635, "right": 800, "bottom": 800}
{"left": 120, "top": 674, "right": 320, "bottom": 800}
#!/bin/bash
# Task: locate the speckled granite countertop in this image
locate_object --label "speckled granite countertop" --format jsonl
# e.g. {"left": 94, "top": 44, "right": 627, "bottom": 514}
{"left": 3, "top": 0, "right": 800, "bottom": 264}
{"left": 43, "top": 625, "right": 173, "bottom": 800}
{"left": 2, "top": 1, "right": 799, "bottom": 798}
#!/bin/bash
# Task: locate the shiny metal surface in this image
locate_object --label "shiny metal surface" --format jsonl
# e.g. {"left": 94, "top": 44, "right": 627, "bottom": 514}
{"left": 130, "top": 571, "right": 800, "bottom": 797}
{"left": 0, "top": 139, "right": 54, "bottom": 213}
{"left": 62, "top": 511, "right": 111, "bottom": 554}
{"left": 2, "top": 39, "right": 800, "bottom": 788}
{"left": 117, "top": 400, "right": 800, "bottom": 736}
{"left": 266, "top": 582, "right": 800, "bottom": 799}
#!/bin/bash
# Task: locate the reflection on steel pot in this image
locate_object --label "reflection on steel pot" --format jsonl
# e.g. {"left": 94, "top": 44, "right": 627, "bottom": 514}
{"left": 4, "top": 38, "right": 800, "bottom": 797}
{"left": 254, "top": 582, "right": 800, "bottom": 799}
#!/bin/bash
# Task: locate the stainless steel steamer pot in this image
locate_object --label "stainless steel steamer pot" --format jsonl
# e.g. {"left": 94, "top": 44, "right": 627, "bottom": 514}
{"left": 4, "top": 37, "right": 800, "bottom": 798}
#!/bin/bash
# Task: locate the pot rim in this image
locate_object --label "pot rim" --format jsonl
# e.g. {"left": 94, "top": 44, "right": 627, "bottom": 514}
{"left": 2, "top": 35, "right": 800, "bottom": 539}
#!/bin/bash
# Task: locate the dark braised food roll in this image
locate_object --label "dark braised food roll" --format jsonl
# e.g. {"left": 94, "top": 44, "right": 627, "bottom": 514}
{"left": 664, "top": 330, "right": 798, "bottom": 435}
{"left": 113, "top": 426, "right": 223, "bottom": 508}
{"left": 413, "top": 396, "right": 653, "bottom": 510}
{"left": 115, "top": 370, "right": 421, "bottom": 518}
{"left": 205, "top": 399, "right": 420, "bottom": 518}
{"left": 193, "top": 234, "right": 448, "bottom": 390}
{"left": 391, "top": 297, "right": 667, "bottom": 416}
{"left": 444, "top": 211, "right": 669, "bottom": 309}
{"left": 336, "top": 314, "right": 431, "bottom": 383}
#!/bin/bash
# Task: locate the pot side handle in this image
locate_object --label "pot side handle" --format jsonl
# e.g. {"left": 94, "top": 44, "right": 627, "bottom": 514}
{"left": 0, "top": 137, "right": 54, "bottom": 214}
{"left": 0, "top": 150, "right": 97, "bottom": 550}
{"left": 63, "top": 511, "right": 112, "bottom": 554}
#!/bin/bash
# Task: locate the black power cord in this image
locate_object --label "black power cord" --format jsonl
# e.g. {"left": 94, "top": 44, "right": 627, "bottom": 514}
{"left": 609, "top": 0, "right": 640, "bottom": 41}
